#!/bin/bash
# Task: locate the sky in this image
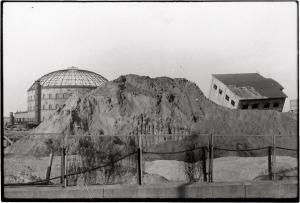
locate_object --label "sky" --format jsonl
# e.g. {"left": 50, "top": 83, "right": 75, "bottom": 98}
{"left": 3, "top": 2, "right": 298, "bottom": 116}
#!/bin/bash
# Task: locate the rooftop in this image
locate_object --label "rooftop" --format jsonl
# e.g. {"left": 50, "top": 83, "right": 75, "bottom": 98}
{"left": 212, "top": 73, "right": 287, "bottom": 99}
{"left": 28, "top": 67, "right": 108, "bottom": 91}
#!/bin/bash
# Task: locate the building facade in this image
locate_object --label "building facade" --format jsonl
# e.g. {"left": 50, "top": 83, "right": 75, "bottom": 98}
{"left": 14, "top": 66, "right": 108, "bottom": 123}
{"left": 208, "top": 73, "right": 287, "bottom": 112}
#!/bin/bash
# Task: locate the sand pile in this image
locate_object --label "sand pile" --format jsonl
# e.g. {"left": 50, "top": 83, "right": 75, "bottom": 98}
{"left": 144, "top": 156, "right": 297, "bottom": 182}
{"left": 35, "top": 74, "right": 297, "bottom": 135}
{"left": 6, "top": 74, "right": 297, "bottom": 156}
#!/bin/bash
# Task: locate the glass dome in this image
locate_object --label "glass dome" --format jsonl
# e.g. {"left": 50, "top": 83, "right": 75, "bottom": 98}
{"left": 28, "top": 67, "right": 108, "bottom": 90}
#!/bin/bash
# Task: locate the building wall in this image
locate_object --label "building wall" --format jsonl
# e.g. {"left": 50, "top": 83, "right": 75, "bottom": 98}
{"left": 208, "top": 77, "right": 240, "bottom": 109}
{"left": 238, "top": 98, "right": 285, "bottom": 112}
{"left": 14, "top": 111, "right": 34, "bottom": 123}
{"left": 27, "top": 87, "right": 95, "bottom": 121}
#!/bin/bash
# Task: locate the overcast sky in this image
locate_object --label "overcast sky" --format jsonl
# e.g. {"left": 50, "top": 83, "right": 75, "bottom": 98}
{"left": 3, "top": 2, "right": 297, "bottom": 116}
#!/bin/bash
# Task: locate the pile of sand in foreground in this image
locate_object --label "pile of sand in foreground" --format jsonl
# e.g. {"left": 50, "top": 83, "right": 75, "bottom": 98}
{"left": 144, "top": 156, "right": 297, "bottom": 182}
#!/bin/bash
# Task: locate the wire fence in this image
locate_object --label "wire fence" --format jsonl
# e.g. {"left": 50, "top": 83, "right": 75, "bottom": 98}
{"left": 3, "top": 133, "right": 298, "bottom": 187}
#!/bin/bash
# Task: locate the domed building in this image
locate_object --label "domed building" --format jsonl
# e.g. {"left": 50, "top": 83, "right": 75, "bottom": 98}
{"left": 14, "top": 67, "right": 108, "bottom": 124}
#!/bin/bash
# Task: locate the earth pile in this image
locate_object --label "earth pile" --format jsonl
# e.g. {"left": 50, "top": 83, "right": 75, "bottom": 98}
{"left": 6, "top": 74, "right": 297, "bottom": 156}
{"left": 35, "top": 74, "right": 297, "bottom": 135}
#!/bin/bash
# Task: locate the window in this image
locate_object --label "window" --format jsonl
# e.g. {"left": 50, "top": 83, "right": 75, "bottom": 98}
{"left": 56, "top": 93, "right": 59, "bottom": 99}
{"left": 49, "top": 104, "right": 52, "bottom": 110}
{"left": 43, "top": 94, "right": 45, "bottom": 99}
{"left": 56, "top": 104, "right": 59, "bottom": 109}
{"left": 43, "top": 117, "right": 45, "bottom": 121}
{"left": 273, "top": 103, "right": 279, "bottom": 108}
{"left": 252, "top": 104, "right": 259, "bottom": 109}
{"left": 242, "top": 104, "right": 249, "bottom": 109}
{"left": 213, "top": 84, "right": 217, "bottom": 90}
{"left": 231, "top": 100, "right": 235, "bottom": 106}
{"left": 263, "top": 103, "right": 270, "bottom": 109}
{"left": 48, "top": 94, "right": 52, "bottom": 99}
{"left": 43, "top": 105, "right": 46, "bottom": 110}
{"left": 225, "top": 95, "right": 229, "bottom": 101}
{"left": 63, "top": 93, "right": 67, "bottom": 98}
{"left": 219, "top": 89, "right": 223, "bottom": 95}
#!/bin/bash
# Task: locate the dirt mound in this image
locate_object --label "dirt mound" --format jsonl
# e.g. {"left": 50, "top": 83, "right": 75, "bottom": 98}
{"left": 35, "top": 74, "right": 296, "bottom": 135}
{"left": 6, "top": 74, "right": 297, "bottom": 156}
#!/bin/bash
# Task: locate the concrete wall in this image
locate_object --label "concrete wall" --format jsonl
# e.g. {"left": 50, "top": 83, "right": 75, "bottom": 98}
{"left": 208, "top": 77, "right": 240, "bottom": 109}
{"left": 4, "top": 181, "right": 298, "bottom": 199}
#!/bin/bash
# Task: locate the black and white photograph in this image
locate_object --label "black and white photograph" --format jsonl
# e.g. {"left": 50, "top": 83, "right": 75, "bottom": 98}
{"left": 2, "top": 1, "right": 299, "bottom": 200}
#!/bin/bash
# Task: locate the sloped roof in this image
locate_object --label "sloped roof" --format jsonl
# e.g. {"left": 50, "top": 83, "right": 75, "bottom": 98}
{"left": 212, "top": 73, "right": 287, "bottom": 99}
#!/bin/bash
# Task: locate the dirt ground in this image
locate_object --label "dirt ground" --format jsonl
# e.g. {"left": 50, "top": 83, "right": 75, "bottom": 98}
{"left": 4, "top": 154, "right": 297, "bottom": 184}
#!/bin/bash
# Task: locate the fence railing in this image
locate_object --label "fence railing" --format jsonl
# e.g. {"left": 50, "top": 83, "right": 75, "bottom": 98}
{"left": 4, "top": 133, "right": 298, "bottom": 187}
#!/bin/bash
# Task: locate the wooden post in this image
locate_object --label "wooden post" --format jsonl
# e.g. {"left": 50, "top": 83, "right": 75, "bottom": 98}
{"left": 272, "top": 134, "right": 276, "bottom": 181}
{"left": 45, "top": 152, "right": 54, "bottom": 184}
{"left": 268, "top": 146, "right": 272, "bottom": 180}
{"left": 137, "top": 134, "right": 143, "bottom": 185}
{"left": 211, "top": 133, "right": 214, "bottom": 183}
{"left": 202, "top": 146, "right": 207, "bottom": 182}
{"left": 64, "top": 149, "right": 67, "bottom": 187}
{"left": 61, "top": 148, "right": 65, "bottom": 185}
{"left": 208, "top": 133, "right": 214, "bottom": 182}
{"left": 208, "top": 135, "right": 211, "bottom": 182}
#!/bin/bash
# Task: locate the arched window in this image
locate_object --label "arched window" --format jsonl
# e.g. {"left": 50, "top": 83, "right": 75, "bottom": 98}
{"left": 49, "top": 104, "right": 52, "bottom": 110}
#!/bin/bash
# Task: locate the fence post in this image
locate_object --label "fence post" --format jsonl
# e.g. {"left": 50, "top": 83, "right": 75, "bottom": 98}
{"left": 211, "top": 133, "right": 214, "bottom": 182}
{"left": 268, "top": 146, "right": 273, "bottom": 180}
{"left": 137, "top": 134, "right": 143, "bottom": 185}
{"left": 272, "top": 134, "right": 276, "bottom": 181}
{"left": 202, "top": 146, "right": 207, "bottom": 182}
{"left": 61, "top": 147, "right": 65, "bottom": 185}
{"left": 45, "top": 152, "right": 53, "bottom": 184}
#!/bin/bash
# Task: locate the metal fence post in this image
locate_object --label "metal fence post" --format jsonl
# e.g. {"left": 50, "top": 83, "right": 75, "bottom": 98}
{"left": 268, "top": 146, "right": 272, "bottom": 180}
{"left": 202, "top": 146, "right": 207, "bottom": 182}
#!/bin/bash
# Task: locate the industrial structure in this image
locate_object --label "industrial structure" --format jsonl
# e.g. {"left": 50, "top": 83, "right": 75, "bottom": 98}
{"left": 289, "top": 99, "right": 298, "bottom": 113}
{"left": 208, "top": 73, "right": 287, "bottom": 112}
{"left": 13, "top": 67, "right": 108, "bottom": 124}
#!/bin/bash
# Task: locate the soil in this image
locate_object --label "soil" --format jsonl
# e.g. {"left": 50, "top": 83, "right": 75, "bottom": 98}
{"left": 5, "top": 74, "right": 297, "bottom": 157}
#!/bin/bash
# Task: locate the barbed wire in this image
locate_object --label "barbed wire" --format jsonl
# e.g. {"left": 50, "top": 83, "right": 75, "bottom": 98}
{"left": 214, "top": 146, "right": 269, "bottom": 152}
{"left": 275, "top": 146, "right": 297, "bottom": 151}
{"left": 143, "top": 146, "right": 204, "bottom": 154}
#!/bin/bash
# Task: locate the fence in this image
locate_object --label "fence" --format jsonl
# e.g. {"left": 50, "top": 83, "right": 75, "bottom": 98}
{"left": 4, "top": 132, "right": 298, "bottom": 187}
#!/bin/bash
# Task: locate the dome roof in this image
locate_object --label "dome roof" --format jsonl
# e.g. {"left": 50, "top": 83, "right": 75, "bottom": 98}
{"left": 28, "top": 66, "right": 108, "bottom": 91}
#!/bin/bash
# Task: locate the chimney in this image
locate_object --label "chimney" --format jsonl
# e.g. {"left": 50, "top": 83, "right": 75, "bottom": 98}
{"left": 34, "top": 80, "right": 41, "bottom": 124}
